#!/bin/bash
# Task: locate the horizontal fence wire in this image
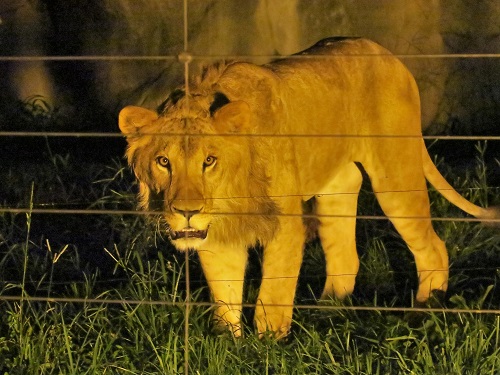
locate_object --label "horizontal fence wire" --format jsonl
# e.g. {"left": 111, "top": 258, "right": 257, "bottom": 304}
{"left": 0, "top": 131, "right": 500, "bottom": 140}
{"left": 1, "top": 295, "right": 500, "bottom": 316}
{"left": 0, "top": 208, "right": 499, "bottom": 224}
{"left": 0, "top": 266, "right": 497, "bottom": 287}
{"left": 2, "top": 53, "right": 500, "bottom": 61}
{"left": 1, "top": 9, "right": 500, "bottom": 372}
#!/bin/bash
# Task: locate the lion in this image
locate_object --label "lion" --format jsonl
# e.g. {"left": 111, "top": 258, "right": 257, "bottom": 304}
{"left": 119, "top": 37, "right": 498, "bottom": 338}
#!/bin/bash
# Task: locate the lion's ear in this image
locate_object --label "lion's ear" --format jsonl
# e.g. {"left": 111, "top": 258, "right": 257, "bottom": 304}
{"left": 213, "top": 101, "right": 251, "bottom": 133}
{"left": 119, "top": 106, "right": 158, "bottom": 138}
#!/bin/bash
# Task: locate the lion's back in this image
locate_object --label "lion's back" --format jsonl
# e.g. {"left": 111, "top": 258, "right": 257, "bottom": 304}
{"left": 214, "top": 36, "right": 420, "bottom": 140}
{"left": 295, "top": 37, "right": 390, "bottom": 57}
{"left": 262, "top": 38, "right": 419, "bottom": 137}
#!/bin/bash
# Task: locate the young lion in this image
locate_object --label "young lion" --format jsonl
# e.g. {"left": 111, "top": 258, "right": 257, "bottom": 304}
{"left": 119, "top": 37, "right": 497, "bottom": 338}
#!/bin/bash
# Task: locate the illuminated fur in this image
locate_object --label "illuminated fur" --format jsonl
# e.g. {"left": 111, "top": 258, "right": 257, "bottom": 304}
{"left": 119, "top": 38, "right": 496, "bottom": 338}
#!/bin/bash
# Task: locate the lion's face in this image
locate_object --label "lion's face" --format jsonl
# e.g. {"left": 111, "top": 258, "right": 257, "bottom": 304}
{"left": 119, "top": 93, "right": 279, "bottom": 251}
{"left": 146, "top": 134, "right": 219, "bottom": 250}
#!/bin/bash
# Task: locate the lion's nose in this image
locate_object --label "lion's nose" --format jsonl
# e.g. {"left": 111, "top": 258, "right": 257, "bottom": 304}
{"left": 172, "top": 207, "right": 202, "bottom": 220}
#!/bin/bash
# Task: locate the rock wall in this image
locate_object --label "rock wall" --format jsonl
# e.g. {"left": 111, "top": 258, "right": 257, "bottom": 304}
{"left": 0, "top": 0, "right": 499, "bottom": 134}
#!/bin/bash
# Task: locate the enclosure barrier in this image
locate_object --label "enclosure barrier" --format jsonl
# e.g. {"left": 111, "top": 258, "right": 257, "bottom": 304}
{"left": 1, "top": 2, "right": 500, "bottom": 374}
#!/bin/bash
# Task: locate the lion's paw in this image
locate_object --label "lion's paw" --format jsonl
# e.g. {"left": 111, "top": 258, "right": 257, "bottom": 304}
{"left": 254, "top": 304, "right": 293, "bottom": 339}
{"left": 213, "top": 306, "right": 243, "bottom": 337}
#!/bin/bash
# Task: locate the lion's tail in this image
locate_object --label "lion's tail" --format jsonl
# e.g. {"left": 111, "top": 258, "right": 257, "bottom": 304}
{"left": 422, "top": 141, "right": 499, "bottom": 226}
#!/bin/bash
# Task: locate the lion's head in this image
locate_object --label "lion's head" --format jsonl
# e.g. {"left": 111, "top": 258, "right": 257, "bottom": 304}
{"left": 119, "top": 90, "right": 279, "bottom": 251}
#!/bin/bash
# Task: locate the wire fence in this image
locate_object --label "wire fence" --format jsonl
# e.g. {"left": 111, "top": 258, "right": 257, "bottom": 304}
{"left": 1, "top": 1, "right": 500, "bottom": 373}
{"left": 2, "top": 295, "right": 500, "bottom": 316}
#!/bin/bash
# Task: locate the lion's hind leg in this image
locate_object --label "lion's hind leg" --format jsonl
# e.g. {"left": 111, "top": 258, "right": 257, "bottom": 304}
{"left": 317, "top": 162, "right": 363, "bottom": 300}
{"left": 368, "top": 170, "right": 449, "bottom": 303}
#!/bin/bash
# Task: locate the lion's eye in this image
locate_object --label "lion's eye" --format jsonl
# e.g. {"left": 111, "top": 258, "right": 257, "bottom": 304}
{"left": 203, "top": 156, "right": 217, "bottom": 168}
{"left": 156, "top": 156, "right": 170, "bottom": 168}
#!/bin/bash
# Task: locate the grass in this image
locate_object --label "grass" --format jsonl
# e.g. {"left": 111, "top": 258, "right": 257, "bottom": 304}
{"left": 0, "top": 98, "right": 499, "bottom": 374}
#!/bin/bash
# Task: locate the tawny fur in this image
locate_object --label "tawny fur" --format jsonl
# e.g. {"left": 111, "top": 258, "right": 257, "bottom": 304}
{"left": 119, "top": 37, "right": 497, "bottom": 338}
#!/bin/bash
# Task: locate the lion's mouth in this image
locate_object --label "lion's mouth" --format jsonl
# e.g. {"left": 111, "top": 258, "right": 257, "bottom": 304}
{"left": 168, "top": 227, "right": 208, "bottom": 240}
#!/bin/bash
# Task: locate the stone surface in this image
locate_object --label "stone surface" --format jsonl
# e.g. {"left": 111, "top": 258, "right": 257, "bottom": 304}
{"left": 0, "top": 0, "right": 499, "bottom": 134}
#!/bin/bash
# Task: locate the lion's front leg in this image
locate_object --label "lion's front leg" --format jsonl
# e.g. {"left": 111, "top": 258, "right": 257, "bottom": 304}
{"left": 255, "top": 215, "right": 306, "bottom": 338}
{"left": 196, "top": 245, "right": 248, "bottom": 337}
